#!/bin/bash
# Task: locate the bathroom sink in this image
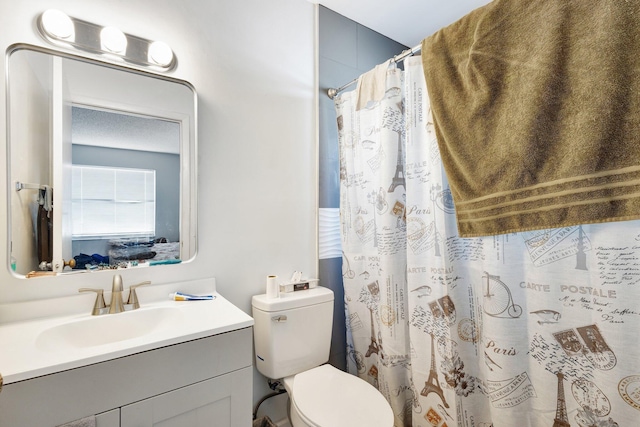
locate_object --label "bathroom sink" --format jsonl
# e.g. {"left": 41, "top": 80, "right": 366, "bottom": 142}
{"left": 0, "top": 281, "right": 254, "bottom": 385}
{"left": 36, "top": 306, "right": 183, "bottom": 351}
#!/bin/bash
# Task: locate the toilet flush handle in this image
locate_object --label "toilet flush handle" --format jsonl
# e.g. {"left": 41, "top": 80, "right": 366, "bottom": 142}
{"left": 272, "top": 315, "right": 288, "bottom": 322}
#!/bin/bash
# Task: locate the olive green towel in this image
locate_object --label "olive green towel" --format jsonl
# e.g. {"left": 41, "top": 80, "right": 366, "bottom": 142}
{"left": 422, "top": 0, "right": 640, "bottom": 237}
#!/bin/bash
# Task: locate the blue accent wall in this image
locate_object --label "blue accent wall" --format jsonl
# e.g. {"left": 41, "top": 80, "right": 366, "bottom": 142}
{"left": 318, "top": 6, "right": 407, "bottom": 370}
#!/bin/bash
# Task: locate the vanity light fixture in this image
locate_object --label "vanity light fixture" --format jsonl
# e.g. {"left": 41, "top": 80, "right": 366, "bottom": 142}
{"left": 36, "top": 9, "right": 176, "bottom": 71}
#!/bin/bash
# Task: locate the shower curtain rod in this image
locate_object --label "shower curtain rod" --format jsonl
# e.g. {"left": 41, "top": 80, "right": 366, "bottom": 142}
{"left": 327, "top": 43, "right": 422, "bottom": 99}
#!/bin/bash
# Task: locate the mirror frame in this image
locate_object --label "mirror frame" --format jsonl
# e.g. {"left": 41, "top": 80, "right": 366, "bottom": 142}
{"left": 6, "top": 44, "right": 198, "bottom": 278}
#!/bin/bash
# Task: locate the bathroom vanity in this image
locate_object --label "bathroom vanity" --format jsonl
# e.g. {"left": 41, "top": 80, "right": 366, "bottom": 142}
{"left": 0, "top": 279, "right": 254, "bottom": 427}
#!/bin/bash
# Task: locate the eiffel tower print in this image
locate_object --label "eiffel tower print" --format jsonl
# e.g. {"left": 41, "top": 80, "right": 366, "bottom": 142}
{"left": 388, "top": 133, "right": 405, "bottom": 192}
{"left": 553, "top": 371, "right": 570, "bottom": 427}
{"left": 364, "top": 307, "right": 383, "bottom": 358}
{"left": 575, "top": 226, "right": 588, "bottom": 271}
{"left": 421, "top": 334, "right": 449, "bottom": 408}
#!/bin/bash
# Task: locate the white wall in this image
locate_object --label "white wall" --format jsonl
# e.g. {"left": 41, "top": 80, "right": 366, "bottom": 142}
{"left": 0, "top": 0, "right": 317, "bottom": 411}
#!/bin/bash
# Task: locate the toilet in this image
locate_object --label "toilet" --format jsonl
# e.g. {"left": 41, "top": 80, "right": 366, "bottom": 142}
{"left": 252, "top": 286, "right": 394, "bottom": 427}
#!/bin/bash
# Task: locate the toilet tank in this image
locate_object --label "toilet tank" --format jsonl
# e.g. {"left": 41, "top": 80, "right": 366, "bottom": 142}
{"left": 252, "top": 286, "right": 334, "bottom": 379}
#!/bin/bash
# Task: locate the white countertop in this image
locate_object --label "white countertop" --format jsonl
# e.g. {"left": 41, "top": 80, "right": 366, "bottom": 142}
{"left": 0, "top": 280, "right": 253, "bottom": 384}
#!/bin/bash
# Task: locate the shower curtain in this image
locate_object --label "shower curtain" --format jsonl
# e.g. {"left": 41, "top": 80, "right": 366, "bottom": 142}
{"left": 336, "top": 57, "right": 639, "bottom": 427}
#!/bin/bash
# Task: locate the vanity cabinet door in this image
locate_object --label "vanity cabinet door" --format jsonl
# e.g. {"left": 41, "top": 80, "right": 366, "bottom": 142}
{"left": 120, "top": 366, "right": 251, "bottom": 427}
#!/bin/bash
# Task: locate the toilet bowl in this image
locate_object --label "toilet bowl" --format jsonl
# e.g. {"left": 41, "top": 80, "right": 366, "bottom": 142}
{"left": 282, "top": 364, "right": 394, "bottom": 427}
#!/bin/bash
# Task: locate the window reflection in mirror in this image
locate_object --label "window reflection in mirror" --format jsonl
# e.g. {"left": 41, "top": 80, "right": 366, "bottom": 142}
{"left": 7, "top": 46, "right": 197, "bottom": 277}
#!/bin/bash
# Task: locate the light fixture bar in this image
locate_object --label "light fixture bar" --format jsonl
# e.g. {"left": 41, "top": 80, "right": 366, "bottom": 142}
{"left": 37, "top": 10, "right": 176, "bottom": 71}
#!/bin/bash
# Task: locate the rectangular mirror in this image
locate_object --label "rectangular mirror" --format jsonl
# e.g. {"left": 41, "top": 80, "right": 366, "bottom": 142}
{"left": 7, "top": 46, "right": 197, "bottom": 277}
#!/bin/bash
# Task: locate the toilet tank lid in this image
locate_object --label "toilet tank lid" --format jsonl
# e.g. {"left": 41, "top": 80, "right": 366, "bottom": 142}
{"left": 252, "top": 286, "right": 333, "bottom": 312}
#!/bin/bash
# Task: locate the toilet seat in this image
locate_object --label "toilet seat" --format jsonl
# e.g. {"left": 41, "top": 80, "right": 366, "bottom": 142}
{"left": 287, "top": 364, "right": 394, "bottom": 427}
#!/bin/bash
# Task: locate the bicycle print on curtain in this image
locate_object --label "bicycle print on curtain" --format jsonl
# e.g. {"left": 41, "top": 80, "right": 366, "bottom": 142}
{"left": 335, "top": 56, "right": 640, "bottom": 427}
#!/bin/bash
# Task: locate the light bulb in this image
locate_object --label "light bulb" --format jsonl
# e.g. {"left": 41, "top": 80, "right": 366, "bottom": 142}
{"left": 148, "top": 41, "right": 174, "bottom": 67}
{"left": 41, "top": 9, "right": 74, "bottom": 41}
{"left": 100, "top": 26, "right": 127, "bottom": 54}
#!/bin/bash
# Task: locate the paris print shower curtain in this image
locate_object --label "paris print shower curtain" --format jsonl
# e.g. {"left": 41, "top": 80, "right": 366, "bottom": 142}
{"left": 335, "top": 56, "right": 639, "bottom": 427}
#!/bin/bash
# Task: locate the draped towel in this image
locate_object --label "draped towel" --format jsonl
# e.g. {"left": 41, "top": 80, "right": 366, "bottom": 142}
{"left": 36, "top": 186, "right": 53, "bottom": 264}
{"left": 421, "top": 0, "right": 640, "bottom": 237}
{"left": 356, "top": 60, "right": 391, "bottom": 110}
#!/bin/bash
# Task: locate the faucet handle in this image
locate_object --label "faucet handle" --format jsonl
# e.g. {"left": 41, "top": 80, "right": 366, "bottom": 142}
{"left": 79, "top": 288, "right": 107, "bottom": 316}
{"left": 127, "top": 281, "right": 151, "bottom": 309}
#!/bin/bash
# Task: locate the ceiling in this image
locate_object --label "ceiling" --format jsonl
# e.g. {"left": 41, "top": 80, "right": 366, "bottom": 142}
{"left": 72, "top": 107, "right": 180, "bottom": 155}
{"left": 312, "top": 0, "right": 492, "bottom": 48}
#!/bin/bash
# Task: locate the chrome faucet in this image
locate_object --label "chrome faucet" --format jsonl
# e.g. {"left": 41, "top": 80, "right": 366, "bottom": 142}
{"left": 79, "top": 275, "right": 151, "bottom": 315}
